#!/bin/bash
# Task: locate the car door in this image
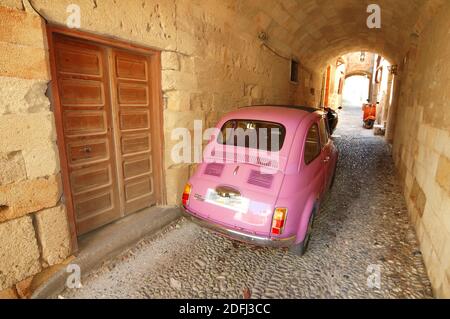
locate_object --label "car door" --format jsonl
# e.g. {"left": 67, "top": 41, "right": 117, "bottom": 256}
{"left": 303, "top": 121, "right": 326, "bottom": 195}
{"left": 319, "top": 117, "right": 332, "bottom": 190}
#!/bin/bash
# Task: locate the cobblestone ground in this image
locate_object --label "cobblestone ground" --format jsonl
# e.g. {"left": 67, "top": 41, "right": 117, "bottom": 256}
{"left": 61, "top": 105, "right": 433, "bottom": 299}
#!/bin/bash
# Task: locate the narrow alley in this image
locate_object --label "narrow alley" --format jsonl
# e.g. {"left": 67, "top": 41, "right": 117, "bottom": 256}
{"left": 1, "top": 0, "right": 449, "bottom": 301}
{"left": 59, "top": 105, "right": 432, "bottom": 299}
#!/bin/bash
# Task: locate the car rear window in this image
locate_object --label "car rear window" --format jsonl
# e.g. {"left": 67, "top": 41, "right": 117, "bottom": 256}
{"left": 218, "top": 119, "right": 286, "bottom": 152}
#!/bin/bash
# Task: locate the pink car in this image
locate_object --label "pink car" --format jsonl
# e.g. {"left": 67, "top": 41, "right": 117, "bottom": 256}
{"left": 182, "top": 105, "right": 338, "bottom": 255}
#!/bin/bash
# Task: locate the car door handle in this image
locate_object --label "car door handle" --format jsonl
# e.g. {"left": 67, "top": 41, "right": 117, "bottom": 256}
{"left": 323, "top": 156, "right": 330, "bottom": 163}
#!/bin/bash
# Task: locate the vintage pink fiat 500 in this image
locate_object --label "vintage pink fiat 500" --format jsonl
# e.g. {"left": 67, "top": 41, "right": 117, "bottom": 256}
{"left": 182, "top": 105, "right": 338, "bottom": 255}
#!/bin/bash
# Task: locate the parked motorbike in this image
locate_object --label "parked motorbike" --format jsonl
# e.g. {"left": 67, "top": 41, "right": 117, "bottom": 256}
{"left": 362, "top": 102, "right": 378, "bottom": 129}
{"left": 325, "top": 106, "right": 341, "bottom": 135}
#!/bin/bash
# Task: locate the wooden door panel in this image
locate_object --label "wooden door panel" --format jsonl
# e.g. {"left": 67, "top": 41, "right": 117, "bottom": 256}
{"left": 55, "top": 36, "right": 103, "bottom": 76}
{"left": 112, "top": 50, "right": 157, "bottom": 215}
{"left": 115, "top": 53, "right": 147, "bottom": 80}
{"left": 70, "top": 164, "right": 112, "bottom": 195}
{"left": 68, "top": 139, "right": 109, "bottom": 166}
{"left": 125, "top": 176, "right": 153, "bottom": 200}
{"left": 74, "top": 190, "right": 114, "bottom": 221}
{"left": 117, "top": 83, "right": 149, "bottom": 105}
{"left": 123, "top": 156, "right": 152, "bottom": 180}
{"left": 63, "top": 110, "right": 107, "bottom": 136}
{"left": 119, "top": 110, "right": 150, "bottom": 131}
{"left": 56, "top": 49, "right": 102, "bottom": 76}
{"left": 53, "top": 35, "right": 122, "bottom": 235}
{"left": 121, "top": 133, "right": 151, "bottom": 154}
{"left": 60, "top": 79, "right": 105, "bottom": 106}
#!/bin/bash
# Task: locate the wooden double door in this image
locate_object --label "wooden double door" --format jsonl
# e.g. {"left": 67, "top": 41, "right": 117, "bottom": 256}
{"left": 50, "top": 33, "right": 163, "bottom": 235}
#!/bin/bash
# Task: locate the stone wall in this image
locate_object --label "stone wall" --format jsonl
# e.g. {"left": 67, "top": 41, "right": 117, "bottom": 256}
{"left": 0, "top": 3, "right": 71, "bottom": 295}
{"left": 0, "top": 0, "right": 317, "bottom": 293}
{"left": 392, "top": 2, "right": 450, "bottom": 298}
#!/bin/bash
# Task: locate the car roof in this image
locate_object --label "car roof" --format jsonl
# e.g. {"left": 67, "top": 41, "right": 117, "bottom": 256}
{"left": 221, "top": 105, "right": 322, "bottom": 130}
{"left": 248, "top": 104, "right": 322, "bottom": 113}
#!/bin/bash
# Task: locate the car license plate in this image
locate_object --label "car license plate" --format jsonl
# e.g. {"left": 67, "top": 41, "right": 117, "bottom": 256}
{"left": 205, "top": 189, "right": 250, "bottom": 213}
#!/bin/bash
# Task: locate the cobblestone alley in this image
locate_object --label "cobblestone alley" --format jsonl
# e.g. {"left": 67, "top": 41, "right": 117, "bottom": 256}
{"left": 60, "top": 105, "right": 433, "bottom": 299}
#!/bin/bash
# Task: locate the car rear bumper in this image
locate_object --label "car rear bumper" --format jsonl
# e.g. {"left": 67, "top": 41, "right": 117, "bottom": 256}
{"left": 182, "top": 208, "right": 296, "bottom": 248}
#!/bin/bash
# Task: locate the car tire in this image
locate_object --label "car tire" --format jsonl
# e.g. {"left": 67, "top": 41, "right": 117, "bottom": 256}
{"left": 289, "top": 206, "right": 317, "bottom": 256}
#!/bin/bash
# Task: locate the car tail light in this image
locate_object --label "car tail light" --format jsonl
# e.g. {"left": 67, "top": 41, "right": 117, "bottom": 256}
{"left": 182, "top": 183, "right": 192, "bottom": 208}
{"left": 271, "top": 208, "right": 287, "bottom": 235}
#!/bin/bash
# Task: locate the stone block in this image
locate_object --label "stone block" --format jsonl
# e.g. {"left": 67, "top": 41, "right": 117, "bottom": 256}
{"left": 164, "top": 90, "right": 190, "bottom": 112}
{"left": 428, "top": 258, "right": 445, "bottom": 297}
{"left": 423, "top": 178, "right": 444, "bottom": 213}
{"left": 161, "top": 51, "right": 180, "bottom": 71}
{"left": 0, "top": 76, "right": 50, "bottom": 115}
{"left": 34, "top": 204, "right": 71, "bottom": 267}
{"left": 433, "top": 129, "right": 449, "bottom": 154}
{"left": 422, "top": 207, "right": 446, "bottom": 258}
{"left": 0, "top": 1, "right": 24, "bottom": 10}
{"left": 440, "top": 271, "right": 450, "bottom": 299}
{"left": 0, "top": 112, "right": 56, "bottom": 153}
{"left": 439, "top": 195, "right": 450, "bottom": 234}
{"left": 180, "top": 55, "right": 195, "bottom": 74}
{"left": 0, "top": 151, "right": 26, "bottom": 185}
{"left": 419, "top": 231, "right": 434, "bottom": 272}
{"left": 162, "top": 70, "right": 198, "bottom": 92}
{"left": 435, "top": 155, "right": 450, "bottom": 194}
{"left": 0, "top": 42, "right": 49, "bottom": 80}
{"left": 22, "top": 142, "right": 60, "bottom": 179}
{"left": 0, "top": 6, "right": 46, "bottom": 49}
{"left": 0, "top": 215, "right": 41, "bottom": 290}
{"left": 409, "top": 178, "right": 427, "bottom": 217}
{"left": 176, "top": 30, "right": 196, "bottom": 55}
{"left": 0, "top": 174, "right": 62, "bottom": 223}
{"left": 190, "top": 92, "right": 213, "bottom": 111}
{"left": 164, "top": 109, "right": 205, "bottom": 131}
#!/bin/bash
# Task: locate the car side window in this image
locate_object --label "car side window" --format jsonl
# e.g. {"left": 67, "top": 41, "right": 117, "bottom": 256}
{"left": 319, "top": 118, "right": 329, "bottom": 147}
{"left": 304, "top": 123, "right": 321, "bottom": 165}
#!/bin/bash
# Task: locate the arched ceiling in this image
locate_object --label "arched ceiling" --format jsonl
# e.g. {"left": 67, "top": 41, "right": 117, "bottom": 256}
{"left": 240, "top": 0, "right": 445, "bottom": 70}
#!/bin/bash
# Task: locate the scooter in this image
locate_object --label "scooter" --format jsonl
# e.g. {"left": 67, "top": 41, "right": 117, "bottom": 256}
{"left": 362, "top": 101, "right": 378, "bottom": 129}
{"left": 324, "top": 106, "right": 342, "bottom": 135}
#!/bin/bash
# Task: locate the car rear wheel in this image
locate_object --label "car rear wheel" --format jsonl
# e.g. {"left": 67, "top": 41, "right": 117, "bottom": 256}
{"left": 289, "top": 207, "right": 317, "bottom": 256}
